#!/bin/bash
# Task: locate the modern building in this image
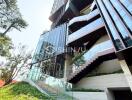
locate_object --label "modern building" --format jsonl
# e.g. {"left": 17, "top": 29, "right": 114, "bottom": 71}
{"left": 29, "top": 0, "right": 132, "bottom": 100}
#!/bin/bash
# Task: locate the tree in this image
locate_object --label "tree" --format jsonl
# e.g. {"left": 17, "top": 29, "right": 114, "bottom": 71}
{"left": 0, "top": 34, "right": 12, "bottom": 56}
{"left": 2, "top": 18, "right": 27, "bottom": 35}
{"left": 72, "top": 51, "right": 86, "bottom": 65}
{"left": 0, "top": 44, "right": 32, "bottom": 85}
{"left": 0, "top": 0, "right": 27, "bottom": 56}
{"left": 74, "top": 56, "right": 85, "bottom": 67}
{"left": 0, "top": 0, "right": 28, "bottom": 35}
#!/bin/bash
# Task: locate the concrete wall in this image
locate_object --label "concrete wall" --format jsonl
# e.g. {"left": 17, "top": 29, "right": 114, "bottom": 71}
{"left": 89, "top": 59, "right": 122, "bottom": 74}
{"left": 67, "top": 92, "right": 108, "bottom": 100}
{"left": 94, "top": 35, "right": 110, "bottom": 45}
{"left": 75, "top": 74, "right": 129, "bottom": 90}
{"left": 80, "top": 5, "right": 91, "bottom": 14}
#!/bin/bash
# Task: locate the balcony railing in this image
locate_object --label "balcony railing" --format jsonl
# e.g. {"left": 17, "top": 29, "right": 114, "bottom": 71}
{"left": 68, "top": 9, "right": 99, "bottom": 26}
{"left": 67, "top": 18, "right": 104, "bottom": 44}
{"left": 28, "top": 72, "right": 74, "bottom": 99}
{"left": 39, "top": 74, "right": 72, "bottom": 91}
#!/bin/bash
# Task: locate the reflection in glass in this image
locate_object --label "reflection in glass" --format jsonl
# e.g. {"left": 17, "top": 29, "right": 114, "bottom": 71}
{"left": 39, "top": 74, "right": 73, "bottom": 97}
{"left": 29, "top": 24, "right": 67, "bottom": 80}
{"left": 28, "top": 64, "right": 42, "bottom": 80}
{"left": 103, "top": 0, "right": 132, "bottom": 47}
{"left": 120, "top": 0, "right": 132, "bottom": 14}
{"left": 111, "top": 0, "right": 132, "bottom": 32}
{"left": 97, "top": 0, "right": 124, "bottom": 50}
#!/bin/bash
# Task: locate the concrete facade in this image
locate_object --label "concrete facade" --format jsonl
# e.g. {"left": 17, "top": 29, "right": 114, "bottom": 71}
{"left": 67, "top": 92, "right": 108, "bottom": 100}
{"left": 119, "top": 60, "right": 132, "bottom": 91}
{"left": 94, "top": 35, "right": 110, "bottom": 45}
{"left": 89, "top": 59, "right": 122, "bottom": 74}
{"left": 75, "top": 74, "right": 129, "bottom": 90}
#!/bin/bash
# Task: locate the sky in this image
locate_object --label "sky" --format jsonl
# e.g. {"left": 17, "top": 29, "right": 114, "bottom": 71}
{"left": 0, "top": 0, "right": 55, "bottom": 80}
{"left": 7, "top": 0, "right": 54, "bottom": 52}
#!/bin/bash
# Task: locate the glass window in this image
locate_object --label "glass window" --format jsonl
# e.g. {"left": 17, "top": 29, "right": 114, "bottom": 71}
{"left": 128, "top": 4, "right": 132, "bottom": 13}
{"left": 104, "top": 0, "right": 132, "bottom": 47}
{"left": 31, "top": 23, "right": 67, "bottom": 78}
{"left": 111, "top": 0, "right": 132, "bottom": 32}
{"left": 120, "top": 0, "right": 132, "bottom": 14}
{"left": 98, "top": 0, "right": 124, "bottom": 50}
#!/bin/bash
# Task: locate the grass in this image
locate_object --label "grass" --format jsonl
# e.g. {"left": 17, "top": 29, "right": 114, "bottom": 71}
{"left": 0, "top": 82, "right": 54, "bottom": 100}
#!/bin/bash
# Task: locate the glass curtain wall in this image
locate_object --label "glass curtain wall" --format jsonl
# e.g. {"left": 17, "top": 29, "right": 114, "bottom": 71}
{"left": 96, "top": 0, "right": 132, "bottom": 51}
{"left": 29, "top": 23, "right": 67, "bottom": 80}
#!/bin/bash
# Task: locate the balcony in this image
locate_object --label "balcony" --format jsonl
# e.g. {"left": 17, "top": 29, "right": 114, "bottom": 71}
{"left": 67, "top": 18, "right": 105, "bottom": 47}
{"left": 69, "top": 9, "right": 99, "bottom": 26}
{"left": 69, "top": 9, "right": 100, "bottom": 33}
{"left": 50, "top": 0, "right": 96, "bottom": 28}
{"left": 67, "top": 40, "right": 116, "bottom": 83}
{"left": 50, "top": 0, "right": 79, "bottom": 28}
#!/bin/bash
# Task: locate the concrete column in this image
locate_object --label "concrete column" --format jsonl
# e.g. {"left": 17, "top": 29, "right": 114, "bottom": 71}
{"left": 119, "top": 60, "right": 132, "bottom": 91}
{"left": 105, "top": 89, "right": 115, "bottom": 100}
{"left": 64, "top": 54, "right": 73, "bottom": 80}
{"left": 70, "top": 2, "right": 80, "bottom": 16}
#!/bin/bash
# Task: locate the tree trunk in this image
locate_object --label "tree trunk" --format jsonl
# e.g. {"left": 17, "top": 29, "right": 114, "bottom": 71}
{"left": 2, "top": 22, "right": 15, "bottom": 35}
{"left": 4, "top": 78, "right": 13, "bottom": 86}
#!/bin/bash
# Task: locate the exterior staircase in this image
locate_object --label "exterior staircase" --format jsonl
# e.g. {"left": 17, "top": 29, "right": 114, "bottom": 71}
{"left": 36, "top": 81, "right": 75, "bottom": 100}
{"left": 25, "top": 79, "right": 75, "bottom": 100}
{"left": 67, "top": 47, "right": 116, "bottom": 83}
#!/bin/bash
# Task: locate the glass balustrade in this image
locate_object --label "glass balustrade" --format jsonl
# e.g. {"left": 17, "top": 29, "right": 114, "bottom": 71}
{"left": 72, "top": 40, "right": 113, "bottom": 72}
{"left": 28, "top": 64, "right": 42, "bottom": 81}
{"left": 38, "top": 74, "right": 73, "bottom": 99}
{"left": 40, "top": 74, "right": 72, "bottom": 91}
{"left": 28, "top": 65, "right": 73, "bottom": 99}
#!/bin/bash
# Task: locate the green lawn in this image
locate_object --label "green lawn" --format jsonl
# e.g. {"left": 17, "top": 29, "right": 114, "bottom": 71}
{"left": 0, "top": 82, "right": 54, "bottom": 100}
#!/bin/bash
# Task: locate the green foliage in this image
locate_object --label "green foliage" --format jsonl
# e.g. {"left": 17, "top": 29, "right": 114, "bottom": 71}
{"left": 0, "top": 34, "right": 12, "bottom": 56}
{"left": 0, "top": 0, "right": 28, "bottom": 35}
{"left": 1, "top": 0, "right": 17, "bottom": 8}
{"left": 72, "top": 51, "right": 86, "bottom": 66}
{"left": 0, "top": 68, "right": 12, "bottom": 80}
{"left": 69, "top": 51, "right": 86, "bottom": 72}
{"left": 0, "top": 44, "right": 32, "bottom": 85}
{"left": 72, "top": 51, "right": 85, "bottom": 63}
{"left": 0, "top": 82, "right": 54, "bottom": 100}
